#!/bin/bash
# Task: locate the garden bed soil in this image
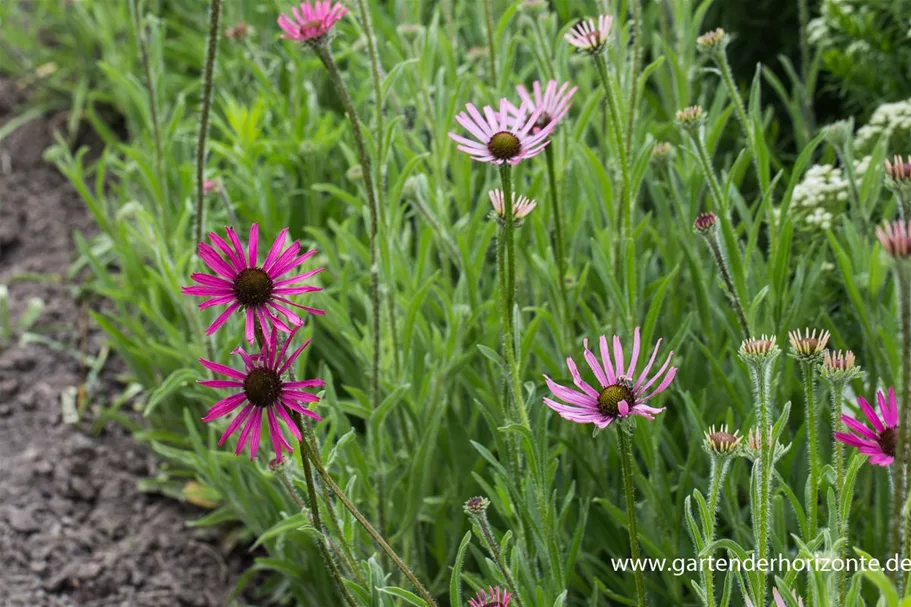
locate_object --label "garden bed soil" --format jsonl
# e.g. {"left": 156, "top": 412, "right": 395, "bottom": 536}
{"left": 0, "top": 76, "right": 249, "bottom": 607}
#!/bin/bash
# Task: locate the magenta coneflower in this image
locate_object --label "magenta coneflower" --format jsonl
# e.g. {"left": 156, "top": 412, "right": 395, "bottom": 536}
{"left": 277, "top": 1, "right": 347, "bottom": 43}
{"left": 199, "top": 327, "right": 323, "bottom": 461}
{"left": 182, "top": 224, "right": 325, "bottom": 344}
{"left": 448, "top": 99, "right": 556, "bottom": 165}
{"left": 543, "top": 327, "right": 677, "bottom": 428}
{"left": 506, "top": 80, "right": 577, "bottom": 135}
{"left": 835, "top": 387, "right": 899, "bottom": 466}
{"left": 488, "top": 189, "right": 536, "bottom": 225}
{"left": 468, "top": 586, "right": 511, "bottom": 607}
{"left": 564, "top": 15, "right": 614, "bottom": 54}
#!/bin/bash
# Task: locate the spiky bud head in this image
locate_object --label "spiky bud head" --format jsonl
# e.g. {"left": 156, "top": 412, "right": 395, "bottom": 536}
{"left": 703, "top": 424, "right": 742, "bottom": 456}
{"left": 739, "top": 335, "right": 780, "bottom": 366}
{"left": 788, "top": 328, "right": 830, "bottom": 363}
{"left": 823, "top": 118, "right": 854, "bottom": 149}
{"left": 819, "top": 349, "right": 864, "bottom": 384}
{"left": 742, "top": 425, "right": 791, "bottom": 463}
{"left": 464, "top": 496, "right": 490, "bottom": 516}
{"left": 652, "top": 141, "right": 674, "bottom": 163}
{"left": 696, "top": 28, "right": 729, "bottom": 53}
{"left": 675, "top": 105, "right": 705, "bottom": 134}
{"left": 877, "top": 220, "right": 911, "bottom": 260}
{"left": 693, "top": 212, "right": 718, "bottom": 235}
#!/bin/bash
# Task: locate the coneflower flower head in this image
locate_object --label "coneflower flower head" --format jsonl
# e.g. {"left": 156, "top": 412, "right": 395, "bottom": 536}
{"left": 199, "top": 326, "right": 324, "bottom": 461}
{"left": 469, "top": 586, "right": 512, "bottom": 607}
{"left": 448, "top": 99, "right": 556, "bottom": 165}
{"left": 695, "top": 28, "right": 729, "bottom": 53}
{"left": 819, "top": 349, "right": 864, "bottom": 383}
{"left": 742, "top": 425, "right": 790, "bottom": 463}
{"left": 876, "top": 220, "right": 911, "bottom": 259}
{"left": 506, "top": 80, "right": 577, "bottom": 136}
{"left": 739, "top": 335, "right": 780, "bottom": 366}
{"left": 182, "top": 224, "right": 325, "bottom": 345}
{"left": 676, "top": 105, "right": 705, "bottom": 133}
{"left": 564, "top": 15, "right": 614, "bottom": 54}
{"left": 543, "top": 327, "right": 676, "bottom": 429}
{"left": 703, "top": 424, "right": 742, "bottom": 456}
{"left": 885, "top": 155, "right": 911, "bottom": 211}
{"left": 463, "top": 496, "right": 490, "bottom": 516}
{"left": 277, "top": 1, "right": 347, "bottom": 46}
{"left": 488, "top": 189, "right": 536, "bottom": 226}
{"left": 788, "top": 328, "right": 830, "bottom": 363}
{"left": 693, "top": 212, "right": 718, "bottom": 235}
{"left": 835, "top": 387, "right": 898, "bottom": 466}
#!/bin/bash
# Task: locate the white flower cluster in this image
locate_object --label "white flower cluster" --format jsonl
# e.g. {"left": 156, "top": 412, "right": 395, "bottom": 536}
{"left": 783, "top": 156, "right": 873, "bottom": 231}
{"left": 856, "top": 99, "right": 911, "bottom": 149}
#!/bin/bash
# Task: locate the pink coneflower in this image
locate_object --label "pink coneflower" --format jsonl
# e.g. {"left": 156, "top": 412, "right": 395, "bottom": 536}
{"left": 488, "top": 189, "right": 536, "bottom": 225}
{"left": 835, "top": 387, "right": 899, "bottom": 466}
{"left": 543, "top": 327, "right": 677, "bottom": 428}
{"left": 448, "top": 99, "right": 556, "bottom": 165}
{"left": 182, "top": 224, "right": 324, "bottom": 344}
{"left": 199, "top": 327, "right": 323, "bottom": 461}
{"left": 277, "top": 1, "right": 347, "bottom": 43}
{"left": 468, "top": 586, "right": 511, "bottom": 607}
{"left": 506, "top": 80, "right": 577, "bottom": 135}
{"left": 877, "top": 220, "right": 911, "bottom": 259}
{"left": 564, "top": 15, "right": 614, "bottom": 54}
{"left": 203, "top": 179, "right": 221, "bottom": 194}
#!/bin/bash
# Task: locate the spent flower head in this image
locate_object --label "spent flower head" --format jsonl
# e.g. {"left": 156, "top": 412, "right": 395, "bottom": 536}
{"left": 788, "top": 328, "right": 830, "bottom": 362}
{"left": 448, "top": 99, "right": 557, "bottom": 165}
{"left": 564, "top": 15, "right": 614, "bottom": 54}
{"left": 676, "top": 105, "right": 705, "bottom": 133}
{"left": 696, "top": 28, "right": 729, "bottom": 53}
{"left": 488, "top": 189, "right": 536, "bottom": 226}
{"left": 877, "top": 220, "right": 911, "bottom": 259}
{"left": 277, "top": 2, "right": 348, "bottom": 46}
{"left": 543, "top": 327, "right": 676, "bottom": 429}
{"left": 703, "top": 424, "right": 742, "bottom": 456}
{"left": 742, "top": 425, "right": 791, "bottom": 463}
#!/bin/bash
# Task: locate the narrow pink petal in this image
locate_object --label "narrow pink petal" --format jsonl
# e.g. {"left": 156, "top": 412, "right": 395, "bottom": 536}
{"left": 639, "top": 367, "right": 677, "bottom": 402}
{"left": 627, "top": 327, "right": 641, "bottom": 377}
{"left": 247, "top": 410, "right": 264, "bottom": 460}
{"left": 248, "top": 224, "right": 259, "bottom": 267}
{"left": 285, "top": 379, "right": 326, "bottom": 389}
{"left": 199, "top": 243, "right": 238, "bottom": 279}
{"left": 583, "top": 345, "right": 608, "bottom": 387}
{"left": 613, "top": 335, "right": 625, "bottom": 377}
{"left": 234, "top": 409, "right": 259, "bottom": 456}
{"left": 842, "top": 416, "right": 879, "bottom": 441}
{"left": 203, "top": 393, "right": 248, "bottom": 421}
{"left": 858, "top": 396, "right": 885, "bottom": 432}
{"left": 218, "top": 405, "right": 254, "bottom": 446}
{"left": 189, "top": 273, "right": 233, "bottom": 288}
{"left": 200, "top": 357, "right": 247, "bottom": 380}
{"left": 617, "top": 400, "right": 630, "bottom": 417}
{"left": 281, "top": 397, "right": 322, "bottom": 420}
{"left": 199, "top": 294, "right": 237, "bottom": 310}
{"left": 205, "top": 302, "right": 241, "bottom": 335}
{"left": 276, "top": 403, "right": 303, "bottom": 441}
{"left": 279, "top": 338, "right": 312, "bottom": 375}
{"left": 267, "top": 408, "right": 287, "bottom": 460}
{"left": 209, "top": 231, "right": 244, "bottom": 270}
{"left": 264, "top": 228, "right": 290, "bottom": 270}
{"left": 225, "top": 227, "right": 247, "bottom": 267}
{"left": 599, "top": 335, "right": 616, "bottom": 384}
{"left": 566, "top": 357, "right": 599, "bottom": 398}
{"left": 245, "top": 308, "right": 256, "bottom": 344}
{"left": 637, "top": 352, "right": 674, "bottom": 395}
{"left": 199, "top": 379, "right": 244, "bottom": 388}
{"left": 183, "top": 286, "right": 233, "bottom": 297}
{"left": 543, "top": 397, "right": 604, "bottom": 423}
{"left": 544, "top": 375, "right": 597, "bottom": 408}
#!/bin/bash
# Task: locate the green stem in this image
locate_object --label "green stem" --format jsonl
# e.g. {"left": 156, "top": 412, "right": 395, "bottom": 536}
{"left": 691, "top": 134, "right": 726, "bottom": 214}
{"left": 498, "top": 164, "right": 531, "bottom": 430}
{"left": 625, "top": 0, "right": 641, "bottom": 162}
{"left": 618, "top": 423, "right": 647, "bottom": 607}
{"left": 830, "top": 383, "right": 848, "bottom": 606}
{"left": 753, "top": 361, "right": 774, "bottom": 606}
{"left": 704, "top": 457, "right": 728, "bottom": 607}
{"left": 194, "top": 0, "right": 222, "bottom": 244}
{"left": 299, "top": 432, "right": 438, "bottom": 606}
{"left": 482, "top": 0, "right": 497, "bottom": 88}
{"left": 293, "top": 416, "right": 358, "bottom": 607}
{"left": 315, "top": 43, "right": 386, "bottom": 539}
{"left": 703, "top": 231, "right": 750, "bottom": 338}
{"left": 475, "top": 512, "right": 525, "bottom": 607}
{"left": 896, "top": 265, "right": 911, "bottom": 568}
{"left": 801, "top": 361, "right": 820, "bottom": 539}
{"left": 544, "top": 145, "right": 571, "bottom": 347}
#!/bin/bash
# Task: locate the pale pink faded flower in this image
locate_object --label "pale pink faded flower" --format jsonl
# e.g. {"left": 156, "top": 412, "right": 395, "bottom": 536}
{"left": 564, "top": 15, "right": 614, "bottom": 54}
{"left": 448, "top": 99, "right": 556, "bottom": 165}
{"left": 277, "top": 1, "right": 347, "bottom": 43}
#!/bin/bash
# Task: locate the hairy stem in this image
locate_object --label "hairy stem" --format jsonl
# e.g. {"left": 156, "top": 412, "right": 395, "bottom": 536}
{"left": 702, "top": 230, "right": 750, "bottom": 338}
{"left": 704, "top": 457, "right": 728, "bottom": 607}
{"left": 897, "top": 265, "right": 911, "bottom": 568}
{"left": 498, "top": 164, "right": 531, "bottom": 430}
{"left": 830, "top": 383, "right": 848, "bottom": 605}
{"left": 194, "top": 0, "right": 222, "bottom": 244}
{"left": 474, "top": 511, "right": 525, "bottom": 607}
{"left": 618, "top": 423, "right": 647, "bottom": 607}
{"left": 801, "top": 361, "right": 820, "bottom": 539}
{"left": 544, "top": 145, "right": 571, "bottom": 347}
{"left": 298, "top": 433, "right": 438, "bottom": 606}
{"left": 752, "top": 361, "right": 774, "bottom": 606}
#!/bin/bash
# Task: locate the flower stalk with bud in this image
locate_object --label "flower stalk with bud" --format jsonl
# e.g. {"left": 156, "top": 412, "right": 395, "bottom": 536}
{"left": 739, "top": 336, "right": 780, "bottom": 605}
{"left": 701, "top": 424, "right": 742, "bottom": 607}
{"left": 464, "top": 497, "right": 523, "bottom": 607}
{"left": 886, "top": 155, "right": 911, "bottom": 218}
{"left": 788, "top": 328, "right": 830, "bottom": 538}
